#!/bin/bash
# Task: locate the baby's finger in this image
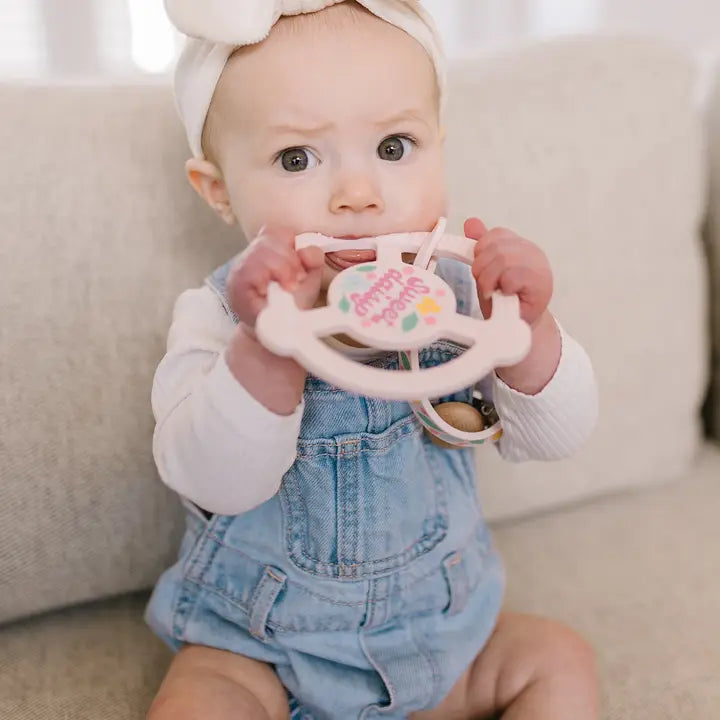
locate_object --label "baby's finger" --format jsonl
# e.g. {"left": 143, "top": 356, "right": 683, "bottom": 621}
{"left": 267, "top": 241, "right": 308, "bottom": 283}
{"left": 471, "top": 243, "right": 499, "bottom": 277}
{"left": 472, "top": 233, "right": 491, "bottom": 259}
{"left": 464, "top": 217, "right": 488, "bottom": 240}
{"left": 247, "top": 292, "right": 268, "bottom": 320}
{"left": 298, "top": 245, "right": 326, "bottom": 272}
{"left": 254, "top": 245, "right": 304, "bottom": 292}
{"left": 476, "top": 255, "right": 507, "bottom": 300}
{"left": 244, "top": 261, "right": 273, "bottom": 299}
{"left": 471, "top": 230, "right": 511, "bottom": 263}
{"left": 473, "top": 227, "right": 520, "bottom": 256}
{"left": 498, "top": 266, "right": 530, "bottom": 297}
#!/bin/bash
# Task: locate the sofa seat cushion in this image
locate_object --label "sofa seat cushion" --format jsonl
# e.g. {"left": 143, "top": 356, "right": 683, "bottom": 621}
{"left": 0, "top": 593, "right": 170, "bottom": 720}
{"left": 0, "top": 37, "right": 709, "bottom": 627}
{"left": 448, "top": 38, "right": 709, "bottom": 520}
{"left": 2, "top": 447, "right": 719, "bottom": 720}
{"left": 495, "top": 445, "right": 720, "bottom": 719}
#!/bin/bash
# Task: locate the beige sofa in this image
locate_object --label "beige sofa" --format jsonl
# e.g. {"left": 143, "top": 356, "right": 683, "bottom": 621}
{"left": 2, "top": 36, "right": 719, "bottom": 719}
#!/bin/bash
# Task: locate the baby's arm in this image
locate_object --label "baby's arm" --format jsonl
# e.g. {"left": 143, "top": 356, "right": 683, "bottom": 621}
{"left": 152, "top": 226, "right": 325, "bottom": 516}
{"left": 151, "top": 287, "right": 305, "bottom": 515}
{"left": 463, "top": 217, "right": 598, "bottom": 462}
{"left": 485, "top": 319, "right": 598, "bottom": 462}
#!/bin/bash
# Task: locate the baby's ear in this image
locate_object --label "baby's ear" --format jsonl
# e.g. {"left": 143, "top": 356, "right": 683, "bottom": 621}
{"left": 185, "top": 158, "right": 237, "bottom": 225}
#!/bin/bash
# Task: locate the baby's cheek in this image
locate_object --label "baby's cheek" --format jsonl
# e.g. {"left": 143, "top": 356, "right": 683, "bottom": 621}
{"left": 422, "top": 168, "right": 448, "bottom": 213}
{"left": 232, "top": 180, "right": 313, "bottom": 239}
{"left": 414, "top": 190, "right": 447, "bottom": 230}
{"left": 401, "top": 166, "right": 447, "bottom": 227}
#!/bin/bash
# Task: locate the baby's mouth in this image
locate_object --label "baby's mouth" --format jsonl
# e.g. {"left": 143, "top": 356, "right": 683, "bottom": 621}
{"left": 325, "top": 249, "right": 377, "bottom": 271}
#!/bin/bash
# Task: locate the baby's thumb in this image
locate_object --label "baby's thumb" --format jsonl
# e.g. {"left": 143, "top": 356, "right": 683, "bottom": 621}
{"left": 294, "top": 246, "right": 325, "bottom": 310}
{"left": 464, "top": 217, "right": 488, "bottom": 240}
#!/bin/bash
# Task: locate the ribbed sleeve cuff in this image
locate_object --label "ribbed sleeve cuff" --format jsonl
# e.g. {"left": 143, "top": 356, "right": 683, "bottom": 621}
{"left": 493, "top": 325, "right": 598, "bottom": 462}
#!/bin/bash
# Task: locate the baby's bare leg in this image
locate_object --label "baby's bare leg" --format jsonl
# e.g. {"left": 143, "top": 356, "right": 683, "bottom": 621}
{"left": 411, "top": 613, "right": 598, "bottom": 720}
{"left": 147, "top": 645, "right": 290, "bottom": 720}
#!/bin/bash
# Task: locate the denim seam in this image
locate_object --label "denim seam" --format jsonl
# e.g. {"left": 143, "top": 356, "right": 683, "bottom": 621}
{"left": 170, "top": 582, "right": 193, "bottom": 642}
{"left": 185, "top": 576, "right": 362, "bottom": 633}
{"left": 442, "top": 552, "right": 466, "bottom": 616}
{"left": 399, "top": 524, "right": 490, "bottom": 595}
{"left": 183, "top": 515, "right": 221, "bottom": 582}
{"left": 409, "top": 615, "right": 442, "bottom": 710}
{"left": 287, "top": 523, "right": 447, "bottom": 578}
{"left": 283, "top": 463, "right": 448, "bottom": 575}
{"left": 338, "top": 440, "right": 358, "bottom": 571}
{"left": 171, "top": 586, "right": 193, "bottom": 642}
{"left": 169, "top": 515, "right": 222, "bottom": 642}
{"left": 197, "top": 521, "right": 489, "bottom": 603}
{"left": 183, "top": 577, "right": 261, "bottom": 624}
{"left": 296, "top": 416, "right": 418, "bottom": 456}
{"left": 358, "top": 629, "right": 399, "bottom": 719}
{"left": 190, "top": 533, "right": 374, "bottom": 607}
{"left": 281, "top": 582, "right": 371, "bottom": 608}
{"left": 193, "top": 531, "right": 450, "bottom": 605}
{"left": 180, "top": 526, "right": 492, "bottom": 636}
{"left": 284, "top": 423, "right": 450, "bottom": 578}
{"left": 248, "top": 567, "right": 286, "bottom": 640}
{"left": 197, "top": 528, "right": 469, "bottom": 607}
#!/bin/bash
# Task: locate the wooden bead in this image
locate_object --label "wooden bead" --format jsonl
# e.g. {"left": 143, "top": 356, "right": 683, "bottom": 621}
{"left": 427, "top": 402, "right": 486, "bottom": 448}
{"left": 434, "top": 402, "right": 486, "bottom": 431}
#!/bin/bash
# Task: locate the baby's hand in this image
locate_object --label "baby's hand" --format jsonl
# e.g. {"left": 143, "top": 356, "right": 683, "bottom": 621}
{"left": 466, "top": 217, "right": 553, "bottom": 328}
{"left": 227, "top": 225, "right": 325, "bottom": 329}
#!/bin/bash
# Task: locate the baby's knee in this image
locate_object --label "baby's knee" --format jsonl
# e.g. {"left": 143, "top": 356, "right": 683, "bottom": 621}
{"left": 146, "top": 691, "right": 196, "bottom": 720}
{"left": 147, "top": 645, "right": 290, "bottom": 720}
{"left": 147, "top": 686, "right": 279, "bottom": 720}
{"left": 146, "top": 668, "right": 289, "bottom": 720}
{"left": 541, "top": 621, "right": 597, "bottom": 684}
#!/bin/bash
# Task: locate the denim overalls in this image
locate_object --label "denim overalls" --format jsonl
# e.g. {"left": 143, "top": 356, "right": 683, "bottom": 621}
{"left": 145, "top": 258, "right": 505, "bottom": 720}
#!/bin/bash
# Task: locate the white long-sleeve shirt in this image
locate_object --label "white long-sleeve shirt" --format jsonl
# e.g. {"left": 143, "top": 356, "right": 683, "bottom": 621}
{"left": 151, "top": 286, "right": 598, "bottom": 516}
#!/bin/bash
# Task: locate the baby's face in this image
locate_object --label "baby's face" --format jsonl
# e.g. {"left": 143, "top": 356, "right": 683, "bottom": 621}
{"left": 205, "top": 4, "right": 446, "bottom": 280}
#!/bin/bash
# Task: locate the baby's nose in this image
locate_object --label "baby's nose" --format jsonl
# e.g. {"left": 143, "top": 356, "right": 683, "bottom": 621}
{"left": 330, "top": 174, "right": 384, "bottom": 214}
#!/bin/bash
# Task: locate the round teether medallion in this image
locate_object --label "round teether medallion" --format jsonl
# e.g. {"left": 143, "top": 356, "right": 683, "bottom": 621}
{"left": 326, "top": 262, "right": 454, "bottom": 351}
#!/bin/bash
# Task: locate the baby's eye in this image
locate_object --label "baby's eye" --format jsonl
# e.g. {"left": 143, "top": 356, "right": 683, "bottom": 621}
{"left": 377, "top": 135, "right": 414, "bottom": 162}
{"left": 277, "top": 147, "right": 319, "bottom": 173}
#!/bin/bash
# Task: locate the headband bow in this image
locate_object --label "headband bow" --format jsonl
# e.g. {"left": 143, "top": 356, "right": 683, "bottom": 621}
{"left": 166, "top": 0, "right": 375, "bottom": 45}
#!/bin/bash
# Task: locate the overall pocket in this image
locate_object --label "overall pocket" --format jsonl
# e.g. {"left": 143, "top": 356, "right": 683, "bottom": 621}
{"left": 281, "top": 413, "right": 449, "bottom": 580}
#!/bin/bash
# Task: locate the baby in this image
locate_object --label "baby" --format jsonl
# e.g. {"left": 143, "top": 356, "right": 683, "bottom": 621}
{"left": 146, "top": 1, "right": 600, "bottom": 719}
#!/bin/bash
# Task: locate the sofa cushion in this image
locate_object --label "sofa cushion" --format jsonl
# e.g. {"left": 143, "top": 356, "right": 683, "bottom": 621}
{"left": 0, "top": 84, "right": 241, "bottom": 624}
{"left": 496, "top": 446, "right": 720, "bottom": 719}
{"left": 446, "top": 38, "right": 710, "bottom": 519}
{"left": 2, "top": 447, "right": 719, "bottom": 720}
{"left": 0, "top": 36, "right": 710, "bottom": 625}
{"left": 0, "top": 593, "right": 170, "bottom": 720}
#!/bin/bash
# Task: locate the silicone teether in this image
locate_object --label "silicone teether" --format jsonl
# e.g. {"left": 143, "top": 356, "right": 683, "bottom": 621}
{"left": 255, "top": 226, "right": 532, "bottom": 403}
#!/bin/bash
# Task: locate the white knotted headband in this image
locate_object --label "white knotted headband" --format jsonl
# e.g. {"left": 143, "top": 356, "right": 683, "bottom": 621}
{"left": 164, "top": 0, "right": 446, "bottom": 158}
